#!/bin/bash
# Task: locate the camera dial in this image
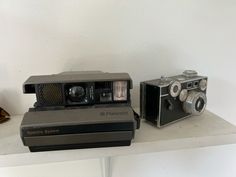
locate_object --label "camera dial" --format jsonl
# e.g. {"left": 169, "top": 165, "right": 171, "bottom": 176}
{"left": 68, "top": 86, "right": 86, "bottom": 102}
{"left": 199, "top": 79, "right": 207, "bottom": 91}
{"left": 179, "top": 89, "right": 188, "bottom": 102}
{"left": 183, "top": 91, "right": 207, "bottom": 115}
{"left": 183, "top": 70, "right": 198, "bottom": 77}
{"left": 169, "top": 81, "right": 181, "bottom": 97}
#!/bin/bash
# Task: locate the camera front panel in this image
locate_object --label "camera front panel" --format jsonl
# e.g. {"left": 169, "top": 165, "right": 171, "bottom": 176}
{"left": 35, "top": 80, "right": 131, "bottom": 108}
{"left": 159, "top": 95, "right": 190, "bottom": 126}
{"left": 158, "top": 77, "right": 207, "bottom": 127}
{"left": 65, "top": 81, "right": 130, "bottom": 106}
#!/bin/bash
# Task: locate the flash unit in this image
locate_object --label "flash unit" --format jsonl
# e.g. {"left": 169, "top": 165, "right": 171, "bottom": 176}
{"left": 113, "top": 81, "right": 127, "bottom": 101}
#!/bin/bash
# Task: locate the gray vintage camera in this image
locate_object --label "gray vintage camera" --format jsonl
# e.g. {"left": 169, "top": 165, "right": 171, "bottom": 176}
{"left": 21, "top": 71, "right": 139, "bottom": 152}
{"left": 140, "top": 70, "right": 207, "bottom": 127}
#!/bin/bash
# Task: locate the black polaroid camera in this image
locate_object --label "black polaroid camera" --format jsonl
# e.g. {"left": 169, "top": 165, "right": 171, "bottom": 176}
{"left": 140, "top": 70, "right": 207, "bottom": 127}
{"left": 21, "top": 71, "right": 139, "bottom": 152}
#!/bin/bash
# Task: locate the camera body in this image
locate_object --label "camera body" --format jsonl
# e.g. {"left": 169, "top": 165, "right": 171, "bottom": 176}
{"left": 23, "top": 71, "right": 132, "bottom": 109}
{"left": 140, "top": 70, "right": 207, "bottom": 127}
{"left": 21, "top": 71, "right": 139, "bottom": 152}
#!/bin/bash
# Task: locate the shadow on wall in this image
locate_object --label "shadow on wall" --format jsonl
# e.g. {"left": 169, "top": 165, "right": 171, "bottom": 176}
{"left": 207, "top": 77, "right": 236, "bottom": 125}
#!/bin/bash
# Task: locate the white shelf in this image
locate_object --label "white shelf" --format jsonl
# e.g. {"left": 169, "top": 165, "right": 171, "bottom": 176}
{"left": 0, "top": 110, "right": 236, "bottom": 167}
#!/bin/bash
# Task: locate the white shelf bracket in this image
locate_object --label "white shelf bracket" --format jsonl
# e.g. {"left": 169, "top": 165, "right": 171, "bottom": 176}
{"left": 100, "top": 156, "right": 113, "bottom": 177}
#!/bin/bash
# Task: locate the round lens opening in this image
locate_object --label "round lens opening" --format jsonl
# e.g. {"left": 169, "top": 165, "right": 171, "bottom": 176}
{"left": 195, "top": 97, "right": 205, "bottom": 112}
{"left": 69, "top": 86, "right": 85, "bottom": 102}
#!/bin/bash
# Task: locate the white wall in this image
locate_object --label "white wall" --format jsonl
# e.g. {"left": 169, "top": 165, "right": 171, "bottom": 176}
{"left": 0, "top": 0, "right": 236, "bottom": 177}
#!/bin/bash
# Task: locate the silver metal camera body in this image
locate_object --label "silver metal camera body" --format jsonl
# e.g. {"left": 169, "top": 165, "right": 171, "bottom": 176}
{"left": 140, "top": 70, "right": 208, "bottom": 127}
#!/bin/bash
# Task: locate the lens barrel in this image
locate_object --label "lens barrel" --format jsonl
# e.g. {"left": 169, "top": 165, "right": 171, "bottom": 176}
{"left": 183, "top": 91, "right": 207, "bottom": 115}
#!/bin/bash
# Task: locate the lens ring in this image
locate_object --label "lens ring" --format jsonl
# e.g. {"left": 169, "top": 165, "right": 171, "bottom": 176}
{"left": 169, "top": 81, "right": 181, "bottom": 97}
{"left": 183, "top": 91, "right": 207, "bottom": 115}
{"left": 195, "top": 97, "right": 205, "bottom": 112}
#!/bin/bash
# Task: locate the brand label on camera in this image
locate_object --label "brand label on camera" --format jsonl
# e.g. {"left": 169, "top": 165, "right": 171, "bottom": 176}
{"left": 26, "top": 129, "right": 60, "bottom": 136}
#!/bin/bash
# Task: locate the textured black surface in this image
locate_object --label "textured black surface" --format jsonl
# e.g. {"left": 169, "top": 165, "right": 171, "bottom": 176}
{"left": 36, "top": 84, "right": 64, "bottom": 106}
{"left": 160, "top": 95, "right": 190, "bottom": 126}
{"left": 145, "top": 85, "right": 159, "bottom": 124}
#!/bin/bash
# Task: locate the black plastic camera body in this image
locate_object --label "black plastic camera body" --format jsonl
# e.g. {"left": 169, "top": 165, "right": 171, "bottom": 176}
{"left": 23, "top": 71, "right": 132, "bottom": 110}
{"left": 140, "top": 70, "right": 208, "bottom": 128}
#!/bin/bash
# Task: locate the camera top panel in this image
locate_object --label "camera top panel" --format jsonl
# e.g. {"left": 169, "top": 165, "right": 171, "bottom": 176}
{"left": 142, "top": 70, "right": 207, "bottom": 88}
{"left": 23, "top": 71, "right": 133, "bottom": 109}
{"left": 24, "top": 71, "right": 132, "bottom": 92}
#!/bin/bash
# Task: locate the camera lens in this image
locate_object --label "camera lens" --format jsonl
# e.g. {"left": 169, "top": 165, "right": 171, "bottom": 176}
{"left": 183, "top": 91, "right": 207, "bottom": 115}
{"left": 68, "top": 86, "right": 85, "bottom": 102}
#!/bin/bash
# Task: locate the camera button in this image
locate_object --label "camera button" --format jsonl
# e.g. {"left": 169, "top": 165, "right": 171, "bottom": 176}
{"left": 199, "top": 79, "right": 207, "bottom": 91}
